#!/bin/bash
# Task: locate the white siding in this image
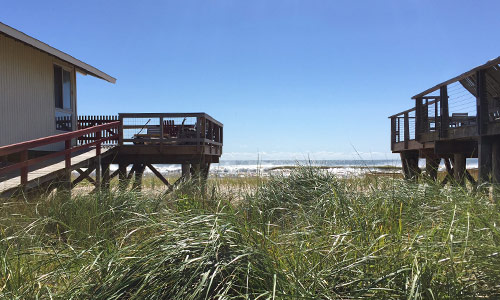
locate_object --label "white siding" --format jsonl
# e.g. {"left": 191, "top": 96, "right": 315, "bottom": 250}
{"left": 0, "top": 33, "right": 76, "bottom": 150}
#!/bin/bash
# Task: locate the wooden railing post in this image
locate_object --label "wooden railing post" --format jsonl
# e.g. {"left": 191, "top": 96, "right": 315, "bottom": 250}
{"left": 422, "top": 99, "right": 429, "bottom": 133}
{"left": 476, "top": 69, "right": 488, "bottom": 135}
{"left": 415, "top": 97, "right": 423, "bottom": 139}
{"left": 65, "top": 139, "right": 71, "bottom": 169}
{"left": 64, "top": 139, "right": 72, "bottom": 191}
{"left": 159, "top": 117, "right": 164, "bottom": 144}
{"left": 20, "top": 150, "right": 28, "bottom": 185}
{"left": 390, "top": 117, "right": 396, "bottom": 151}
{"left": 118, "top": 114, "right": 124, "bottom": 146}
{"left": 96, "top": 130, "right": 101, "bottom": 156}
{"left": 440, "top": 86, "right": 449, "bottom": 138}
{"left": 404, "top": 112, "right": 409, "bottom": 149}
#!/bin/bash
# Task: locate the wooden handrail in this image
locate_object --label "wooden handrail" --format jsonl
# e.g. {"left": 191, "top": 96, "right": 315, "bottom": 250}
{"left": 0, "top": 122, "right": 120, "bottom": 157}
{"left": 0, "top": 121, "right": 120, "bottom": 186}
{"left": 119, "top": 113, "right": 224, "bottom": 128}
{"left": 388, "top": 99, "right": 439, "bottom": 119}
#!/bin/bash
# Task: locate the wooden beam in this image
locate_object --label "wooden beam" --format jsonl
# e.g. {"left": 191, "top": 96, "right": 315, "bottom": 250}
{"left": 434, "top": 141, "right": 477, "bottom": 156}
{"left": 72, "top": 167, "right": 96, "bottom": 188}
{"left": 146, "top": 164, "right": 172, "bottom": 188}
{"left": 110, "top": 168, "right": 120, "bottom": 180}
{"left": 127, "top": 164, "right": 137, "bottom": 181}
{"left": 465, "top": 170, "right": 477, "bottom": 186}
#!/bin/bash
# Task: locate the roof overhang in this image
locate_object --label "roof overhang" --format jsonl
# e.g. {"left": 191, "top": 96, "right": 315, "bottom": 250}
{"left": 411, "top": 56, "right": 500, "bottom": 99}
{"left": 0, "top": 22, "right": 116, "bottom": 84}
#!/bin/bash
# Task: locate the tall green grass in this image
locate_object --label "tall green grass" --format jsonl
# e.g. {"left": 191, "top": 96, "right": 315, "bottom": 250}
{"left": 1, "top": 166, "right": 500, "bottom": 299}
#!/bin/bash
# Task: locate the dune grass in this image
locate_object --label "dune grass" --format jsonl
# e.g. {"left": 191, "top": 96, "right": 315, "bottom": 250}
{"left": 1, "top": 166, "right": 500, "bottom": 299}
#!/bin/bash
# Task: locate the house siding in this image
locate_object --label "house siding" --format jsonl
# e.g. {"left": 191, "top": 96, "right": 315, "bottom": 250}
{"left": 0, "top": 33, "right": 76, "bottom": 150}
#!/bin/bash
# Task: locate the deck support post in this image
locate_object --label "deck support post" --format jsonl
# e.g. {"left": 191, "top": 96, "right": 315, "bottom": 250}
{"left": 95, "top": 155, "right": 101, "bottom": 191}
{"left": 478, "top": 136, "right": 493, "bottom": 184}
{"left": 61, "top": 139, "right": 72, "bottom": 192}
{"left": 492, "top": 140, "right": 500, "bottom": 186}
{"left": 132, "top": 164, "right": 145, "bottom": 191}
{"left": 191, "top": 163, "right": 201, "bottom": 180}
{"left": 101, "top": 161, "right": 111, "bottom": 191}
{"left": 453, "top": 153, "right": 466, "bottom": 186}
{"left": 118, "top": 163, "right": 128, "bottom": 191}
{"left": 182, "top": 163, "right": 191, "bottom": 180}
{"left": 425, "top": 157, "right": 441, "bottom": 181}
{"left": 415, "top": 97, "right": 423, "bottom": 139}
{"left": 201, "top": 162, "right": 211, "bottom": 181}
{"left": 400, "top": 150, "right": 420, "bottom": 181}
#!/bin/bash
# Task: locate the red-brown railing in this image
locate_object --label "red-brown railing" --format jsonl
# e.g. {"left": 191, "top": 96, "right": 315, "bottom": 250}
{"left": 78, "top": 115, "right": 119, "bottom": 145}
{"left": 119, "top": 113, "right": 223, "bottom": 155}
{"left": 0, "top": 121, "right": 120, "bottom": 186}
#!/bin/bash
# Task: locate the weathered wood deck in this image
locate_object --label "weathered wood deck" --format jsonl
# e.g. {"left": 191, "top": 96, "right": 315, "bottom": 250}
{"left": 0, "top": 112, "right": 223, "bottom": 197}
{"left": 389, "top": 56, "right": 500, "bottom": 185}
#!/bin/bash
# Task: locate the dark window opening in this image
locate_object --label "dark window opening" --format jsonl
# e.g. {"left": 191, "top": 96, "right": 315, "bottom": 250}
{"left": 54, "top": 65, "right": 73, "bottom": 131}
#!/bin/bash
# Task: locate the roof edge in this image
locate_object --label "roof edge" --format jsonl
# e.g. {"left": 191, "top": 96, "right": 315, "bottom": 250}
{"left": 411, "top": 56, "right": 500, "bottom": 99}
{"left": 0, "top": 22, "right": 116, "bottom": 84}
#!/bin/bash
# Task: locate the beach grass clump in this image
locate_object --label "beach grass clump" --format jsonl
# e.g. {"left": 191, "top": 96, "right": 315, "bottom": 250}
{"left": 1, "top": 166, "right": 500, "bottom": 298}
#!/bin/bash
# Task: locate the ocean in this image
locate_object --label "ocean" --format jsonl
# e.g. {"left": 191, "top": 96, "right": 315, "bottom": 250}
{"left": 138, "top": 159, "right": 479, "bottom": 177}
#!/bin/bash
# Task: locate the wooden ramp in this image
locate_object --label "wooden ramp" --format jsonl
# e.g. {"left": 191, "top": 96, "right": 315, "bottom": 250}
{"left": 0, "top": 122, "right": 121, "bottom": 197}
{"left": 0, "top": 147, "right": 115, "bottom": 196}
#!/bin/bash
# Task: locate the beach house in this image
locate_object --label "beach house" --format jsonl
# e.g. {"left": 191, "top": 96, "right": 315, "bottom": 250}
{"left": 0, "top": 22, "right": 115, "bottom": 149}
{"left": 0, "top": 22, "right": 222, "bottom": 197}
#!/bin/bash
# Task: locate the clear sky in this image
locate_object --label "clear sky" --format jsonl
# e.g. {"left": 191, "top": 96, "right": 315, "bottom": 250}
{"left": 2, "top": 1, "right": 500, "bottom": 160}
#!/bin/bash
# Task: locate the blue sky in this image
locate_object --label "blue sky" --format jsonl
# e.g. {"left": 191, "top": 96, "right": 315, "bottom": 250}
{"left": 2, "top": 1, "right": 500, "bottom": 160}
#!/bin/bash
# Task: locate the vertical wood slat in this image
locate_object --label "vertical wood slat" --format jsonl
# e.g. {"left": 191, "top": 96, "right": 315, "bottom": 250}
{"left": 404, "top": 112, "right": 409, "bottom": 149}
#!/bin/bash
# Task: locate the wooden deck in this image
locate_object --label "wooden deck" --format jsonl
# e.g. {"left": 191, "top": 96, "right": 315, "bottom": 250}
{"left": 0, "top": 112, "right": 223, "bottom": 197}
{"left": 389, "top": 57, "right": 500, "bottom": 184}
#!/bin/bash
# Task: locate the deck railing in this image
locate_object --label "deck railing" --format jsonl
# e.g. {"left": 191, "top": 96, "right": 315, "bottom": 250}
{"left": 0, "top": 122, "right": 120, "bottom": 186}
{"left": 389, "top": 97, "right": 442, "bottom": 150}
{"left": 78, "top": 115, "right": 120, "bottom": 145}
{"left": 119, "top": 113, "right": 223, "bottom": 154}
{"left": 389, "top": 93, "right": 483, "bottom": 150}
